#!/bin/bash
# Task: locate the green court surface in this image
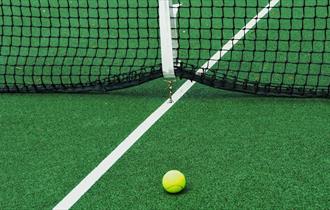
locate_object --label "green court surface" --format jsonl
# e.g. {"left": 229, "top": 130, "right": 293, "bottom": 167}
{"left": 0, "top": 81, "right": 329, "bottom": 209}
{"left": 1, "top": 0, "right": 330, "bottom": 209}
{"left": 74, "top": 86, "right": 330, "bottom": 209}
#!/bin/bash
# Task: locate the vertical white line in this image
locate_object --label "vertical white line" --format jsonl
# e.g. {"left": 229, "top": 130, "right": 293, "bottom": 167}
{"left": 171, "top": 3, "right": 182, "bottom": 66}
{"left": 159, "top": 0, "right": 176, "bottom": 79}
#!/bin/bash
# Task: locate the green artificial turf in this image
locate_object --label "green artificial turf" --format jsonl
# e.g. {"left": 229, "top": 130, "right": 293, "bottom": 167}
{"left": 73, "top": 84, "right": 330, "bottom": 209}
{"left": 1, "top": 81, "right": 328, "bottom": 209}
{"left": 0, "top": 79, "right": 178, "bottom": 209}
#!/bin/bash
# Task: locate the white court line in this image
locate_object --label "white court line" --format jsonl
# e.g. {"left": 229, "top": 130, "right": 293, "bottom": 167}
{"left": 53, "top": 1, "right": 279, "bottom": 209}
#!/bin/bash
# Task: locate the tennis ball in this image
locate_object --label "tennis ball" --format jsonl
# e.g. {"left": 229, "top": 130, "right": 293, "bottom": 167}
{"left": 162, "top": 170, "right": 186, "bottom": 193}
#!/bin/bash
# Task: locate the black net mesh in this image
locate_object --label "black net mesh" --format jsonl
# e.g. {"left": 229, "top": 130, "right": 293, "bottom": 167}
{"left": 175, "top": 0, "right": 330, "bottom": 97}
{"left": 0, "top": 0, "right": 329, "bottom": 97}
{"left": 0, "top": 0, "right": 162, "bottom": 92}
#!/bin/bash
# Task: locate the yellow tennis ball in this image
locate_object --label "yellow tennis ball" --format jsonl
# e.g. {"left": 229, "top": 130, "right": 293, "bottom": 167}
{"left": 162, "top": 170, "right": 186, "bottom": 193}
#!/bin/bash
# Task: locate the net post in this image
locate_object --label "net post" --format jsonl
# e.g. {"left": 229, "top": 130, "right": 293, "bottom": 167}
{"left": 159, "top": 0, "right": 176, "bottom": 79}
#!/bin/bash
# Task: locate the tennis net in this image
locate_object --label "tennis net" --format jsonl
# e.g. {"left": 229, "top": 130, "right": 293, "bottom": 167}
{"left": 0, "top": 0, "right": 329, "bottom": 97}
